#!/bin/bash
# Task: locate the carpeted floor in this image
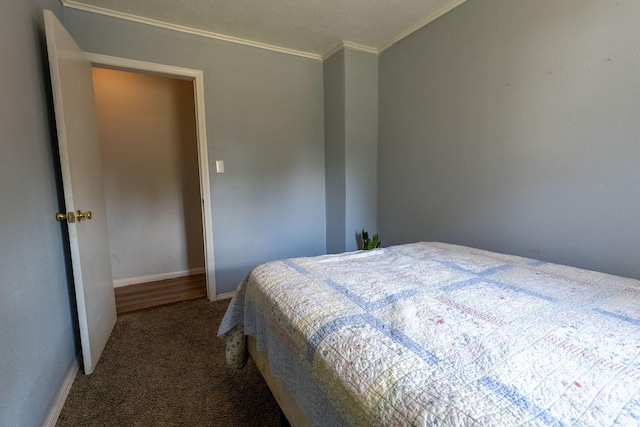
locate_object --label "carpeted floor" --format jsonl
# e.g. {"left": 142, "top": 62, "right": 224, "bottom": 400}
{"left": 57, "top": 298, "right": 282, "bottom": 426}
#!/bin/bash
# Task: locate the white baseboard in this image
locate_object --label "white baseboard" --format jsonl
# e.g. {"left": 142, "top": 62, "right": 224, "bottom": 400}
{"left": 216, "top": 291, "right": 236, "bottom": 300}
{"left": 113, "top": 267, "right": 206, "bottom": 288}
{"left": 43, "top": 355, "right": 80, "bottom": 427}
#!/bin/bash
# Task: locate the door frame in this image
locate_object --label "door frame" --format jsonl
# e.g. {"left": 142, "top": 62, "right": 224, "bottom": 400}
{"left": 85, "top": 53, "right": 217, "bottom": 300}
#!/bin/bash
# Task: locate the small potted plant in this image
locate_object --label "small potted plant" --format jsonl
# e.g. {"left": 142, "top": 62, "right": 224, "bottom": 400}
{"left": 361, "top": 229, "right": 381, "bottom": 250}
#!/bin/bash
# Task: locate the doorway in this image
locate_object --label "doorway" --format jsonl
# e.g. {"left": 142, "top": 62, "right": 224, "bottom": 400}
{"left": 87, "top": 54, "right": 217, "bottom": 306}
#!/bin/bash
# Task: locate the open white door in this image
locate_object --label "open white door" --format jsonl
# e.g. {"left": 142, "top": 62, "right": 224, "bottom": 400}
{"left": 44, "top": 10, "right": 116, "bottom": 374}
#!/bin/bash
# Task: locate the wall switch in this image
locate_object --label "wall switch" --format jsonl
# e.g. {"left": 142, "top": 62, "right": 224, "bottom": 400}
{"left": 216, "top": 160, "right": 225, "bottom": 173}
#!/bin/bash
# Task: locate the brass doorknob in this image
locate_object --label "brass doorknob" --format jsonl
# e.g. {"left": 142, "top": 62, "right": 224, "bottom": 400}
{"left": 76, "top": 210, "right": 92, "bottom": 221}
{"left": 55, "top": 211, "right": 76, "bottom": 223}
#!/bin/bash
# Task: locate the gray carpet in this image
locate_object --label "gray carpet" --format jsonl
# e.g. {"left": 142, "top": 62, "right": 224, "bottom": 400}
{"left": 57, "top": 298, "right": 281, "bottom": 426}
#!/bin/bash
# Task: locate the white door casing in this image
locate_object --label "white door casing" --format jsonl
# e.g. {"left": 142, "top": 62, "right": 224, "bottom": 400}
{"left": 44, "top": 10, "right": 116, "bottom": 374}
{"left": 84, "top": 53, "right": 217, "bottom": 301}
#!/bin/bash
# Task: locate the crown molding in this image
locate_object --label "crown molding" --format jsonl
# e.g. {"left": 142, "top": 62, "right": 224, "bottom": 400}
{"left": 342, "top": 41, "right": 378, "bottom": 56}
{"left": 377, "top": 0, "right": 467, "bottom": 52}
{"left": 61, "top": 0, "right": 467, "bottom": 61}
{"left": 61, "top": 0, "right": 323, "bottom": 61}
{"left": 322, "top": 41, "right": 379, "bottom": 61}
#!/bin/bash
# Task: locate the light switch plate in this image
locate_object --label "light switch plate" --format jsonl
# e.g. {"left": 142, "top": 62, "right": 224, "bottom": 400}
{"left": 216, "top": 160, "right": 224, "bottom": 173}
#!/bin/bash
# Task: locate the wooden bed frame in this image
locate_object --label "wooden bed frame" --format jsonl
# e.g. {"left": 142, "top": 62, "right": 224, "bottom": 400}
{"left": 247, "top": 336, "right": 311, "bottom": 427}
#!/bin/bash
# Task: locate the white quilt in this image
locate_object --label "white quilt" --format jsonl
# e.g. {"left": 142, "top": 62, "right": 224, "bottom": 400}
{"left": 219, "top": 242, "right": 640, "bottom": 426}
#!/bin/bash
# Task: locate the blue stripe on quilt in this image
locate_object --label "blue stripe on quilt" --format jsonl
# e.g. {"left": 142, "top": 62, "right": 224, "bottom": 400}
{"left": 593, "top": 308, "right": 640, "bottom": 326}
{"left": 438, "top": 262, "right": 558, "bottom": 304}
{"left": 481, "top": 264, "right": 518, "bottom": 276}
{"left": 306, "top": 313, "right": 439, "bottom": 365}
{"left": 324, "top": 278, "right": 369, "bottom": 308}
{"left": 436, "top": 260, "right": 474, "bottom": 272}
{"left": 435, "top": 261, "right": 514, "bottom": 277}
{"left": 487, "top": 280, "right": 557, "bottom": 303}
{"left": 478, "top": 376, "right": 565, "bottom": 427}
{"left": 441, "top": 278, "right": 557, "bottom": 303}
{"left": 324, "top": 279, "right": 420, "bottom": 311}
{"left": 282, "top": 259, "right": 308, "bottom": 274}
{"left": 440, "top": 277, "right": 483, "bottom": 293}
{"left": 365, "top": 314, "right": 439, "bottom": 365}
{"left": 366, "top": 289, "right": 421, "bottom": 311}
{"left": 306, "top": 314, "right": 368, "bottom": 362}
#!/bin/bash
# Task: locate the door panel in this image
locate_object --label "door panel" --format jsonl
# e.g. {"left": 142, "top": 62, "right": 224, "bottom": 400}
{"left": 44, "top": 10, "right": 116, "bottom": 374}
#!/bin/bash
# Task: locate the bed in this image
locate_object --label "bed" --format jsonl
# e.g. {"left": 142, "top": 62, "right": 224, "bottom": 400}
{"left": 217, "top": 242, "right": 640, "bottom": 426}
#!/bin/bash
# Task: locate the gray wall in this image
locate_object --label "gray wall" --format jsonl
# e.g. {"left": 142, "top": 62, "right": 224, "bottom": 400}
{"left": 0, "top": 1, "right": 79, "bottom": 426}
{"left": 324, "top": 47, "right": 378, "bottom": 253}
{"left": 344, "top": 49, "right": 378, "bottom": 251}
{"left": 324, "top": 50, "right": 347, "bottom": 253}
{"left": 379, "top": 0, "right": 640, "bottom": 279}
{"left": 63, "top": 8, "right": 327, "bottom": 293}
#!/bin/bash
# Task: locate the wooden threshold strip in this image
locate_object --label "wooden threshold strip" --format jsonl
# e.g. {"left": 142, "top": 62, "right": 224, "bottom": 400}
{"left": 114, "top": 273, "right": 206, "bottom": 314}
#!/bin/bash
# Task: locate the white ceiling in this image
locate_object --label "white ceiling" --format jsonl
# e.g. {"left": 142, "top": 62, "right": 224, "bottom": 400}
{"left": 61, "top": 0, "right": 466, "bottom": 59}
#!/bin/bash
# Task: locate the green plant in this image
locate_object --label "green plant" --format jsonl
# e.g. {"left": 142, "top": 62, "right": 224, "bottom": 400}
{"left": 362, "top": 229, "right": 381, "bottom": 250}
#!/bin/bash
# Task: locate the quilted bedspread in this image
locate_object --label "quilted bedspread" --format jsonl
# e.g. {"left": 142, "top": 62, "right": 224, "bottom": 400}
{"left": 218, "top": 242, "right": 640, "bottom": 426}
